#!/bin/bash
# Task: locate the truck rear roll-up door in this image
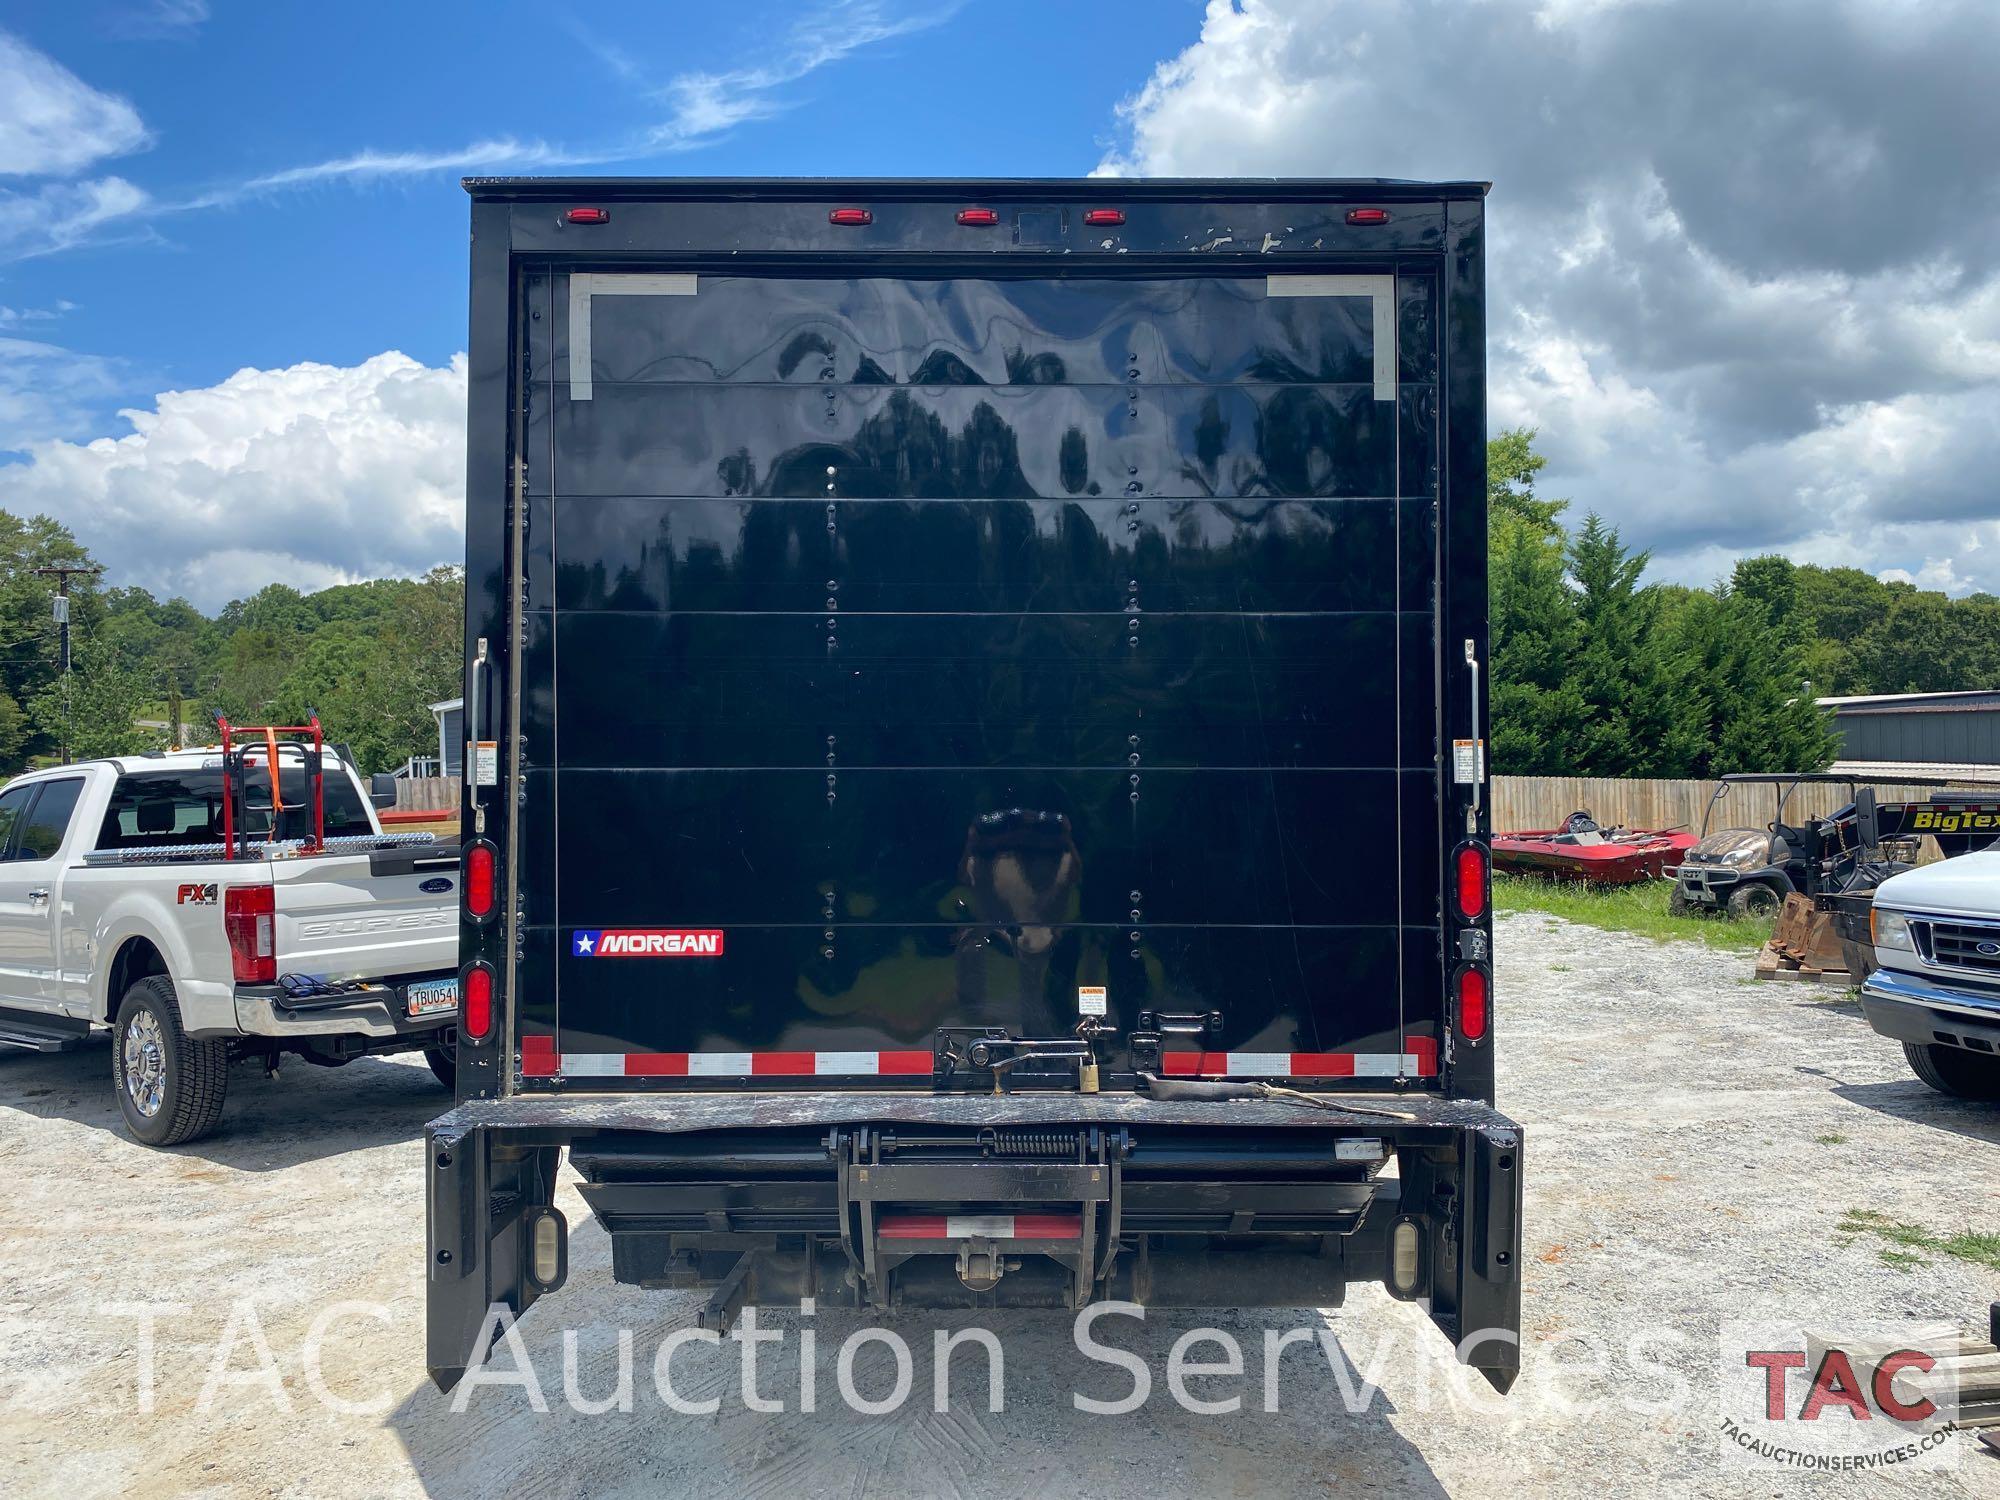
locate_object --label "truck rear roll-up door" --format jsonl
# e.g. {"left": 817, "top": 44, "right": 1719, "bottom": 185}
{"left": 521, "top": 269, "right": 1444, "bottom": 1085}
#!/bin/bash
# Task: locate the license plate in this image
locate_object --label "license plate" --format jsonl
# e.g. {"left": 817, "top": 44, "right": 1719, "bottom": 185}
{"left": 406, "top": 978, "right": 459, "bottom": 1017}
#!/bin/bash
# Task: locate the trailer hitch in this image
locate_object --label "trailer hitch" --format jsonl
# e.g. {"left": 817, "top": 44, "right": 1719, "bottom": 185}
{"left": 830, "top": 1124, "right": 1127, "bottom": 1309}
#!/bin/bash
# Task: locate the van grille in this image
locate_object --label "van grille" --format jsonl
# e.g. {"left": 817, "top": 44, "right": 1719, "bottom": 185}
{"left": 1920, "top": 919, "right": 2000, "bottom": 976}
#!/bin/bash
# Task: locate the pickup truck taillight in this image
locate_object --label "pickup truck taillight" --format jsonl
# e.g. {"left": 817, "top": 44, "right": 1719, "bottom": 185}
{"left": 224, "top": 885, "right": 277, "bottom": 985}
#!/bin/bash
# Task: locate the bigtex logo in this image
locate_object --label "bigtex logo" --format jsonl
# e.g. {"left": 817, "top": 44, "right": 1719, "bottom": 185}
{"left": 1908, "top": 808, "right": 2000, "bottom": 834}
{"left": 572, "top": 928, "right": 725, "bottom": 958}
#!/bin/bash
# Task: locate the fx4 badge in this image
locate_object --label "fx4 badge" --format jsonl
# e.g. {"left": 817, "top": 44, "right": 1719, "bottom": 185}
{"left": 572, "top": 928, "right": 725, "bottom": 958}
{"left": 176, "top": 883, "right": 218, "bottom": 906}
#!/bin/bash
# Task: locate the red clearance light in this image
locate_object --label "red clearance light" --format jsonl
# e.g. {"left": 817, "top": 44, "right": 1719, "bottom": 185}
{"left": 1082, "top": 208, "right": 1125, "bottom": 226}
{"left": 1457, "top": 967, "right": 1490, "bottom": 1043}
{"left": 1455, "top": 843, "right": 1488, "bottom": 921}
{"left": 223, "top": 885, "right": 276, "bottom": 985}
{"left": 465, "top": 841, "right": 496, "bottom": 920}
{"left": 565, "top": 207, "right": 611, "bottom": 225}
{"left": 829, "top": 208, "right": 873, "bottom": 226}
{"left": 956, "top": 207, "right": 1000, "bottom": 226}
{"left": 462, "top": 963, "right": 495, "bottom": 1043}
{"left": 1346, "top": 208, "right": 1391, "bottom": 225}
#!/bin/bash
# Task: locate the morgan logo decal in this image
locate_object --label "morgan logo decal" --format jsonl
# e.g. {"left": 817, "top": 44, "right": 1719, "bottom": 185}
{"left": 573, "top": 928, "right": 725, "bottom": 958}
{"left": 176, "top": 883, "right": 217, "bottom": 906}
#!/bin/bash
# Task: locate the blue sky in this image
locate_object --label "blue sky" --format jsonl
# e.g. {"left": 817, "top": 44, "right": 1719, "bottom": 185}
{"left": 1, "top": 0, "right": 1193, "bottom": 404}
{"left": 4, "top": 0, "right": 2000, "bottom": 609}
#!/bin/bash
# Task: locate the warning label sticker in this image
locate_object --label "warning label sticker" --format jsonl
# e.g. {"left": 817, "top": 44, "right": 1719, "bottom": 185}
{"left": 1452, "top": 738, "right": 1486, "bottom": 785}
{"left": 1077, "top": 985, "right": 1107, "bottom": 1017}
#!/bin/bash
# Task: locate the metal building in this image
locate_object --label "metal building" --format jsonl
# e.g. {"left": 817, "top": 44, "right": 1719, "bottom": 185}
{"left": 1820, "top": 690, "right": 2000, "bottom": 779}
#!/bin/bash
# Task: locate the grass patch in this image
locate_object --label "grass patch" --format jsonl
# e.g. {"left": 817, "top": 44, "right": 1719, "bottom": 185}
{"left": 1839, "top": 1209, "right": 2000, "bottom": 1272}
{"left": 1815, "top": 1133, "right": 1847, "bottom": 1145}
{"left": 1494, "top": 873, "right": 1772, "bottom": 952}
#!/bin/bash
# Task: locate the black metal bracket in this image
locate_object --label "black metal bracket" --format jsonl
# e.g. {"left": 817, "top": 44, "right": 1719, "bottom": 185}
{"left": 1128, "top": 1009, "right": 1222, "bottom": 1074}
{"left": 933, "top": 1027, "right": 1094, "bottom": 1092}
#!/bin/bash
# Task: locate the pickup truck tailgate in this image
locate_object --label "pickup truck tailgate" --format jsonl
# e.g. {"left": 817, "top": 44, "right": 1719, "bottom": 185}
{"left": 271, "top": 844, "right": 459, "bottom": 979}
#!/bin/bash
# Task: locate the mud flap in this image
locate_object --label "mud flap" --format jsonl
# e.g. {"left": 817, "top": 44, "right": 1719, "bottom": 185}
{"left": 1421, "top": 1122, "right": 1523, "bottom": 1392}
{"left": 426, "top": 1121, "right": 563, "bottom": 1390}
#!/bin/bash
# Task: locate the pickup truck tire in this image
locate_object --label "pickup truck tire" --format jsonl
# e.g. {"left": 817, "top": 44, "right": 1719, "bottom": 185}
{"left": 1903, "top": 1042, "right": 2000, "bottom": 1100}
{"left": 114, "top": 976, "right": 229, "bottom": 1146}
{"left": 423, "top": 1034, "right": 456, "bottom": 1092}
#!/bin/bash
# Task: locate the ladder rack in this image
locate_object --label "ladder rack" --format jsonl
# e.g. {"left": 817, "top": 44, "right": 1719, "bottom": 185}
{"left": 212, "top": 713, "right": 326, "bottom": 861}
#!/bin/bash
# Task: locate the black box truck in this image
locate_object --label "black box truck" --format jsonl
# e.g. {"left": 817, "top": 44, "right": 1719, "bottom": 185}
{"left": 431, "top": 177, "right": 1521, "bottom": 1393}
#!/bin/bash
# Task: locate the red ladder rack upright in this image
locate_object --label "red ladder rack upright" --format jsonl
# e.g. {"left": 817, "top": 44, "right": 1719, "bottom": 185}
{"left": 212, "top": 713, "right": 327, "bottom": 860}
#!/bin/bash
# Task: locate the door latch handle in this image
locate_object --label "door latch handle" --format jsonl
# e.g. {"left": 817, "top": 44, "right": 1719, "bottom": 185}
{"left": 27, "top": 889, "right": 49, "bottom": 904}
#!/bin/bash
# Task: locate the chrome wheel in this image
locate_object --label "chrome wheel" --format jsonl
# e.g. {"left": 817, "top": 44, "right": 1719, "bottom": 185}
{"left": 122, "top": 1009, "right": 167, "bottom": 1118}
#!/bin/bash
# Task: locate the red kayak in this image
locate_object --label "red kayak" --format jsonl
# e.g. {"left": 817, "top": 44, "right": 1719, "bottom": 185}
{"left": 1492, "top": 812, "right": 1697, "bottom": 885}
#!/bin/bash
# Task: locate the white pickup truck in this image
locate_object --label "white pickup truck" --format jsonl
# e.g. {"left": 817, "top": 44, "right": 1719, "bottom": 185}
{"left": 1862, "top": 849, "right": 2000, "bottom": 1101}
{"left": 0, "top": 747, "right": 460, "bottom": 1145}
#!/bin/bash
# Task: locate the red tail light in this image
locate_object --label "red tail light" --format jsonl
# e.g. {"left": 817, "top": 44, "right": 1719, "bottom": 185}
{"left": 1455, "top": 843, "right": 1488, "bottom": 920}
{"left": 465, "top": 841, "right": 496, "bottom": 920}
{"left": 565, "top": 207, "right": 610, "bottom": 225}
{"left": 1457, "top": 967, "right": 1489, "bottom": 1043}
{"left": 223, "top": 885, "right": 276, "bottom": 985}
{"left": 956, "top": 207, "right": 999, "bottom": 226}
{"left": 462, "top": 963, "right": 494, "bottom": 1043}
{"left": 1083, "top": 208, "right": 1125, "bottom": 226}
{"left": 829, "top": 208, "right": 872, "bottom": 226}
{"left": 1346, "top": 208, "right": 1391, "bottom": 225}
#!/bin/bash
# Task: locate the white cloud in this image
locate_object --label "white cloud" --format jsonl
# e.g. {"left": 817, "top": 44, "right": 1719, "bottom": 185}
{"left": 0, "top": 334, "right": 125, "bottom": 450}
{"left": 1098, "top": 0, "right": 2000, "bottom": 591}
{"left": 108, "top": 1, "right": 209, "bottom": 41}
{"left": 0, "top": 175, "right": 152, "bottom": 261}
{"left": 0, "top": 352, "right": 466, "bottom": 610}
{"left": 647, "top": 0, "right": 954, "bottom": 150}
{"left": 235, "top": 139, "right": 584, "bottom": 195}
{"left": 0, "top": 29, "right": 150, "bottom": 176}
{"left": 214, "top": 1, "right": 954, "bottom": 201}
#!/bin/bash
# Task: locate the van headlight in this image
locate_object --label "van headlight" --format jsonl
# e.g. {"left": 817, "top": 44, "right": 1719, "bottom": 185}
{"left": 1872, "top": 909, "right": 1915, "bottom": 952}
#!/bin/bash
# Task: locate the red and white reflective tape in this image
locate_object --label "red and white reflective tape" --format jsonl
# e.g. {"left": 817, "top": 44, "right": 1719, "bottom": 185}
{"left": 519, "top": 1035, "right": 930, "bottom": 1079}
{"left": 520, "top": 1036, "right": 1439, "bottom": 1080}
{"left": 878, "top": 1214, "right": 1083, "bottom": 1240}
{"left": 1160, "top": 1039, "right": 1438, "bottom": 1079}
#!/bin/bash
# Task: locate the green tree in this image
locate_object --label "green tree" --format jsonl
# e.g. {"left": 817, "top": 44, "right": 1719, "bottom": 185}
{"left": 28, "top": 639, "right": 157, "bottom": 760}
{"left": 1561, "top": 514, "right": 1707, "bottom": 778}
{"left": 1489, "top": 506, "right": 1585, "bottom": 774}
{"left": 1668, "top": 573, "right": 1836, "bottom": 777}
{"left": 1487, "top": 426, "right": 1567, "bottom": 542}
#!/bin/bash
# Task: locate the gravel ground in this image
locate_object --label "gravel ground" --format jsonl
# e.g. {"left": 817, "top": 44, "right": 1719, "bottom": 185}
{"left": 2, "top": 910, "right": 1997, "bottom": 1498}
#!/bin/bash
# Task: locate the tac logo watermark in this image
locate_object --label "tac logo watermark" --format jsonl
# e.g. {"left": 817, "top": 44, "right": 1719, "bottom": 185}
{"left": 1718, "top": 1322, "right": 1963, "bottom": 1473}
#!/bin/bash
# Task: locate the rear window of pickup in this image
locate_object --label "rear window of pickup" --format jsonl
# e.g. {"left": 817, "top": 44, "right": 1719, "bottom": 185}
{"left": 96, "top": 766, "right": 376, "bottom": 851}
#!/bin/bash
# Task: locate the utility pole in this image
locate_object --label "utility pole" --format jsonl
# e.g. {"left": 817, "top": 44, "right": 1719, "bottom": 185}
{"left": 33, "top": 564, "right": 103, "bottom": 764}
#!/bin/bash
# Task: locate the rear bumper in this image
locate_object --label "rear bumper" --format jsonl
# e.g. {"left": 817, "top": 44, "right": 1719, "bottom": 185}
{"left": 195, "top": 973, "right": 457, "bottom": 1041}
{"left": 425, "top": 1091, "right": 1524, "bottom": 1395}
{"left": 1861, "top": 966, "right": 2000, "bottom": 1053}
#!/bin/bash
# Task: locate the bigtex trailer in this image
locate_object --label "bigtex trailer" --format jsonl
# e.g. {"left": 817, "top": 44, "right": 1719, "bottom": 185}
{"left": 431, "top": 178, "right": 1521, "bottom": 1392}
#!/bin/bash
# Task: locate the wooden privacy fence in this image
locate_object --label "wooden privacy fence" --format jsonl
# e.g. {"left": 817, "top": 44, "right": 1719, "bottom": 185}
{"left": 393, "top": 776, "right": 461, "bottom": 812}
{"left": 1489, "top": 775, "right": 1990, "bottom": 834}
